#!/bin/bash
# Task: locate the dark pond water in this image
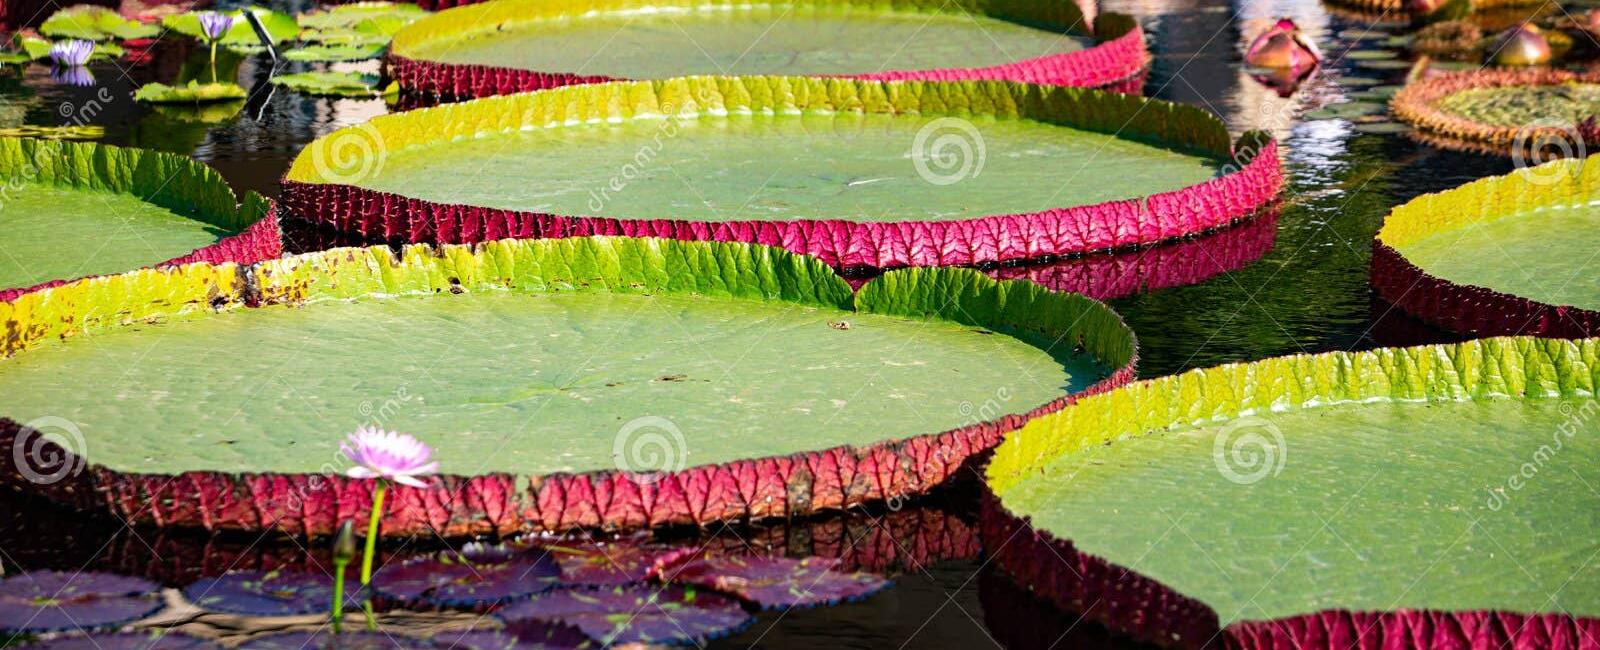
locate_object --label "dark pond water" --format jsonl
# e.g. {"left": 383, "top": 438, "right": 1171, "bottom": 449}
{"left": 0, "top": 0, "right": 1542, "bottom": 646}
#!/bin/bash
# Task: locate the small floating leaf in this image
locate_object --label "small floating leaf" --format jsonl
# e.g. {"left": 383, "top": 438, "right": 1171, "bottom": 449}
{"left": 669, "top": 556, "right": 891, "bottom": 610}
{"left": 238, "top": 632, "right": 437, "bottom": 650}
{"left": 134, "top": 81, "right": 248, "bottom": 105}
{"left": 371, "top": 546, "right": 560, "bottom": 608}
{"left": 282, "top": 43, "right": 385, "bottom": 62}
{"left": 0, "top": 572, "right": 161, "bottom": 634}
{"left": 183, "top": 570, "right": 362, "bottom": 616}
{"left": 297, "top": 2, "right": 428, "bottom": 31}
{"left": 19, "top": 631, "right": 219, "bottom": 650}
{"left": 547, "top": 541, "right": 698, "bottom": 587}
{"left": 497, "top": 585, "right": 752, "bottom": 646}
{"left": 268, "top": 71, "right": 384, "bottom": 97}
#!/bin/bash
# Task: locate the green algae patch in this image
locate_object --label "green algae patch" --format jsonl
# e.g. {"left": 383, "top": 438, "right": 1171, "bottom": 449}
{"left": 357, "top": 111, "right": 1222, "bottom": 223}
{"left": 400, "top": 3, "right": 1090, "bottom": 79}
{"left": 984, "top": 337, "right": 1600, "bottom": 647}
{"left": 1436, "top": 82, "right": 1600, "bottom": 127}
{"left": 0, "top": 236, "right": 1136, "bottom": 536}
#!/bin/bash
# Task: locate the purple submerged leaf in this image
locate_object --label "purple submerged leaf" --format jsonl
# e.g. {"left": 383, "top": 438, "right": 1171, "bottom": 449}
{"left": 496, "top": 585, "right": 751, "bottom": 646}
{"left": 432, "top": 629, "right": 588, "bottom": 650}
{"left": 237, "top": 631, "right": 437, "bottom": 650}
{"left": 20, "top": 631, "right": 220, "bottom": 650}
{"left": 372, "top": 546, "right": 560, "bottom": 609}
{"left": 669, "top": 556, "right": 891, "bottom": 610}
{"left": 183, "top": 570, "right": 363, "bottom": 616}
{"left": 546, "top": 542, "right": 697, "bottom": 588}
{"left": 0, "top": 571, "right": 162, "bottom": 633}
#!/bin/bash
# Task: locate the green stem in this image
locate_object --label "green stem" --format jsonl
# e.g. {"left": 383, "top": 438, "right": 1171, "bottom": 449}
{"left": 360, "top": 480, "right": 386, "bottom": 632}
{"left": 208, "top": 41, "right": 217, "bottom": 84}
{"left": 330, "top": 557, "right": 347, "bottom": 632}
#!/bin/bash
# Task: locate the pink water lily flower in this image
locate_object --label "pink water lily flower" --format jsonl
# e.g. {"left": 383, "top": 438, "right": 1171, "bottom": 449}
{"left": 341, "top": 426, "right": 438, "bottom": 488}
{"left": 196, "top": 11, "right": 234, "bottom": 42}
{"left": 1245, "top": 19, "right": 1322, "bottom": 72}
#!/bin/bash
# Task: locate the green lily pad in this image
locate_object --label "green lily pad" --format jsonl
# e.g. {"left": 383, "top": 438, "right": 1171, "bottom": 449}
{"left": 987, "top": 337, "right": 1600, "bottom": 642}
{"left": 162, "top": 7, "right": 299, "bottom": 47}
{"left": 393, "top": 0, "right": 1093, "bottom": 79}
{"left": 268, "top": 71, "right": 386, "bottom": 97}
{"left": 297, "top": 2, "right": 429, "bottom": 31}
{"left": 0, "top": 240, "right": 1116, "bottom": 476}
{"left": 290, "top": 76, "right": 1231, "bottom": 225}
{"left": 1351, "top": 121, "right": 1411, "bottom": 134}
{"left": 40, "top": 5, "right": 160, "bottom": 41}
{"left": 1343, "top": 48, "right": 1402, "bottom": 60}
{"left": 0, "top": 125, "right": 105, "bottom": 139}
{"left": 1304, "top": 101, "right": 1387, "bottom": 120}
{"left": 1381, "top": 157, "right": 1600, "bottom": 312}
{"left": 0, "top": 237, "right": 1134, "bottom": 535}
{"left": 1355, "top": 57, "right": 1415, "bottom": 70}
{"left": 281, "top": 43, "right": 385, "bottom": 62}
{"left": 0, "top": 139, "right": 252, "bottom": 293}
{"left": 134, "top": 81, "right": 248, "bottom": 104}
{"left": 0, "top": 53, "right": 31, "bottom": 65}
{"left": 297, "top": 28, "right": 392, "bottom": 47}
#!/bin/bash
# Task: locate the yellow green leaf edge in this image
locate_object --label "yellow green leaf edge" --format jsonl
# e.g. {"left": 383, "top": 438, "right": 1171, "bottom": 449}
{"left": 284, "top": 75, "right": 1233, "bottom": 184}
{"left": 987, "top": 336, "right": 1600, "bottom": 498}
{"left": 2, "top": 236, "right": 1137, "bottom": 375}
{"left": 1376, "top": 155, "right": 1599, "bottom": 249}
{"left": 392, "top": 0, "right": 1088, "bottom": 62}
{"left": 0, "top": 137, "right": 257, "bottom": 233}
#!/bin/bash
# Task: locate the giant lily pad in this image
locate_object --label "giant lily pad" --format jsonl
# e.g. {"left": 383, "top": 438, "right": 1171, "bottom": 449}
{"left": 668, "top": 556, "right": 890, "bottom": 610}
{"left": 283, "top": 76, "right": 1281, "bottom": 269}
{"left": 1372, "top": 155, "right": 1600, "bottom": 337}
{"left": 497, "top": 585, "right": 751, "bottom": 646}
{"left": 0, "top": 138, "right": 281, "bottom": 299}
{"left": 0, "top": 571, "right": 161, "bottom": 634}
{"left": 1391, "top": 68, "right": 1600, "bottom": 154}
{"left": 0, "top": 236, "right": 1135, "bottom": 537}
{"left": 982, "top": 337, "right": 1600, "bottom": 649}
{"left": 183, "top": 570, "right": 365, "bottom": 616}
{"left": 388, "top": 0, "right": 1144, "bottom": 98}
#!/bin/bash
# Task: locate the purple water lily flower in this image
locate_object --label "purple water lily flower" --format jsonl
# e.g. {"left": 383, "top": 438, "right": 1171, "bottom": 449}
{"left": 48, "top": 40, "right": 94, "bottom": 68}
{"left": 341, "top": 426, "right": 438, "bottom": 488}
{"left": 196, "top": 11, "right": 235, "bottom": 42}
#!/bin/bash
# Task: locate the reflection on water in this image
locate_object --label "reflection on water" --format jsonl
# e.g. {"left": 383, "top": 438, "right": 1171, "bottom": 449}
{"left": 0, "top": 0, "right": 1563, "bottom": 645}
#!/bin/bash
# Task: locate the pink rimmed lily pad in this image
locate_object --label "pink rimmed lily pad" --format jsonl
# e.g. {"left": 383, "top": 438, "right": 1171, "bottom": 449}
{"left": 18, "top": 631, "right": 220, "bottom": 650}
{"left": 668, "top": 556, "right": 890, "bottom": 610}
{"left": 497, "top": 586, "right": 752, "bottom": 646}
{"left": 183, "top": 570, "right": 364, "bottom": 617}
{"left": 544, "top": 542, "right": 698, "bottom": 588}
{"left": 0, "top": 571, "right": 162, "bottom": 634}
{"left": 372, "top": 547, "right": 560, "bottom": 609}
